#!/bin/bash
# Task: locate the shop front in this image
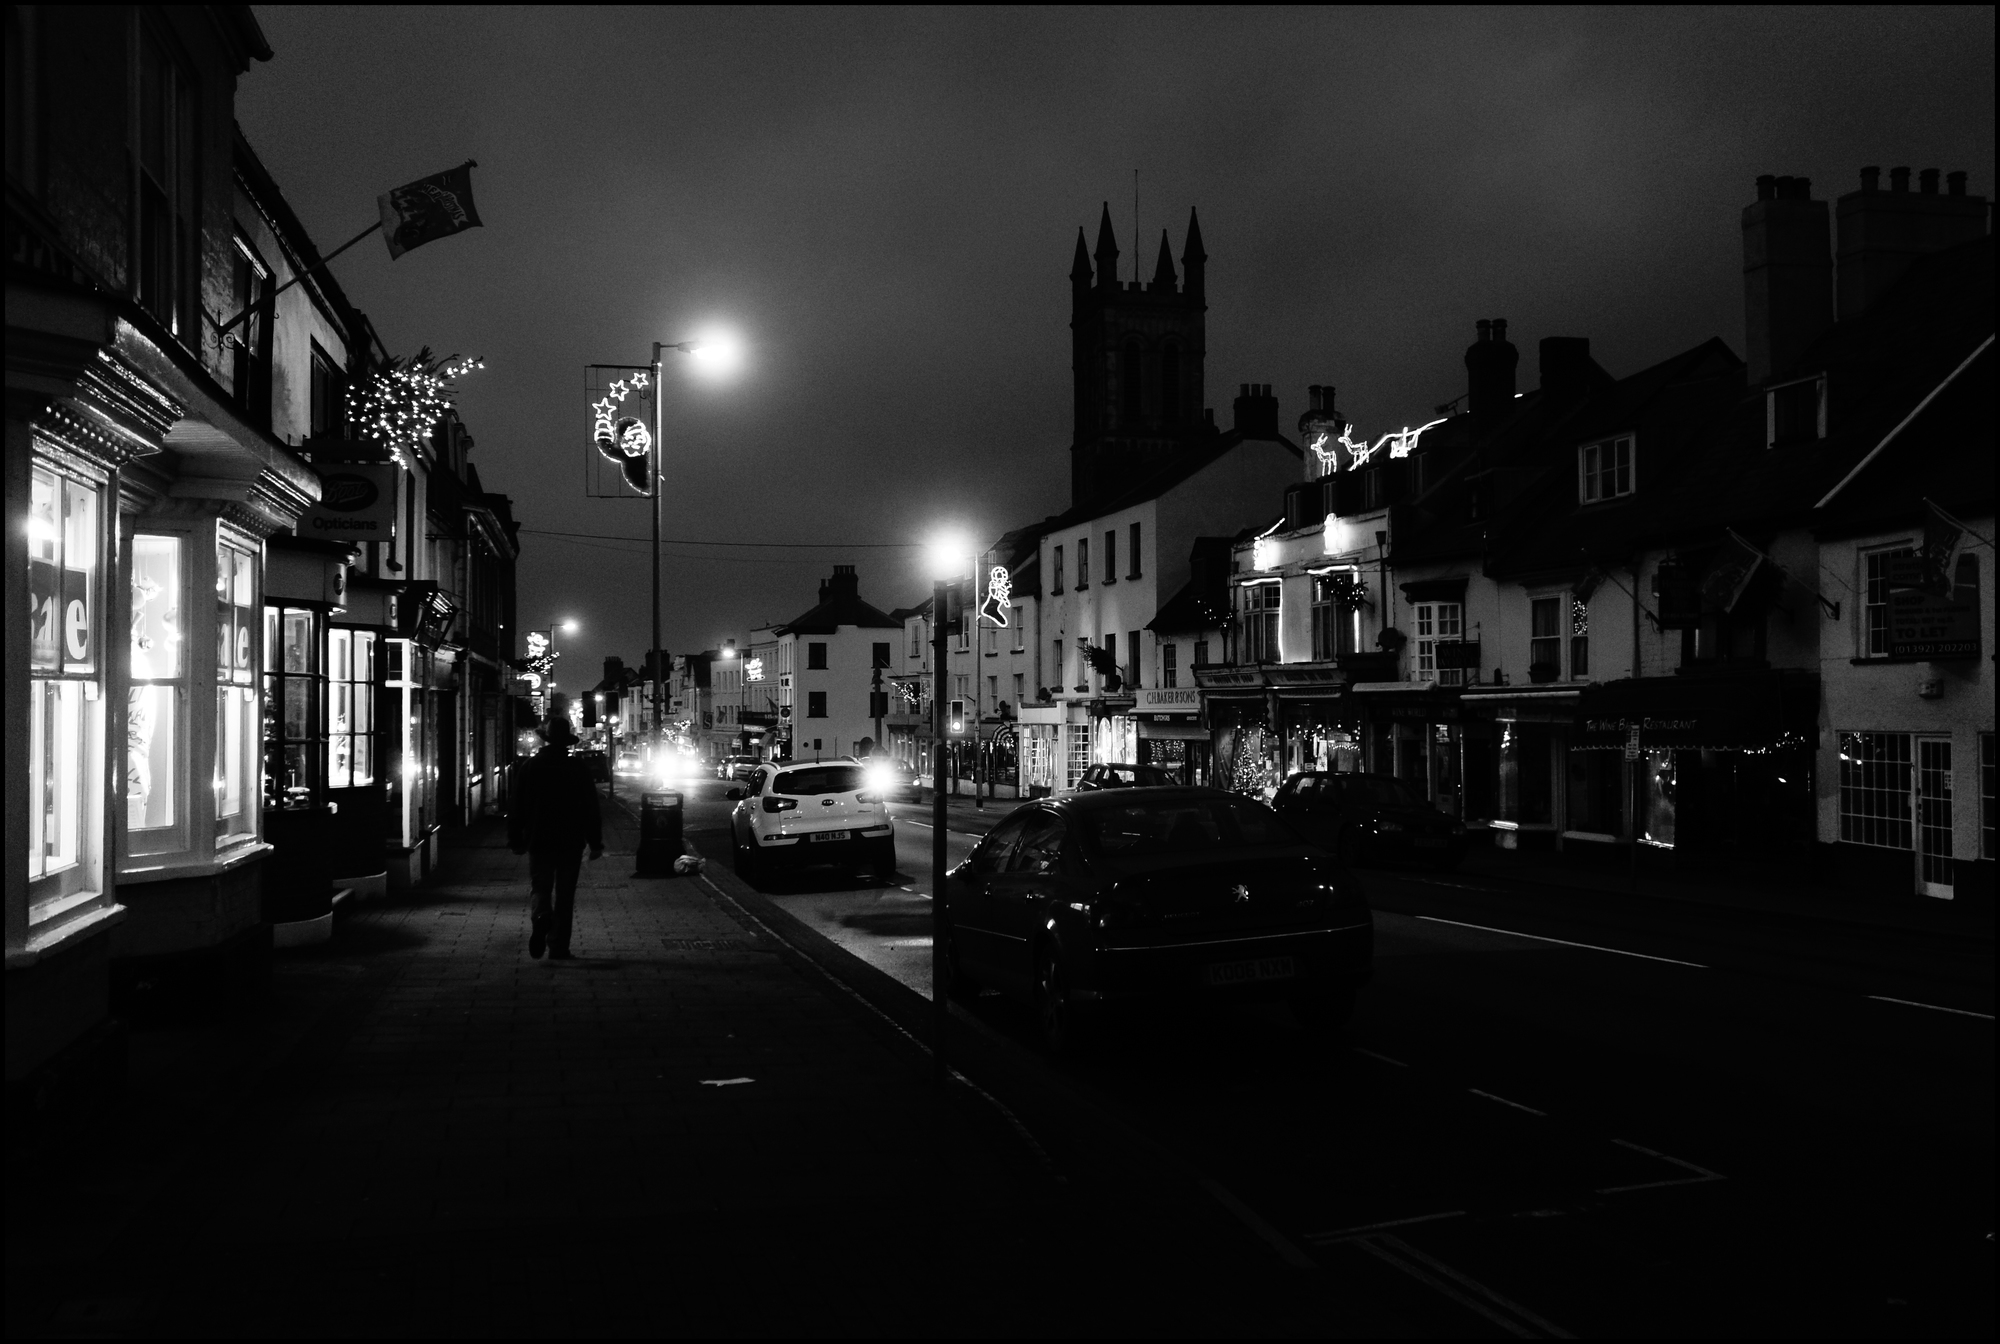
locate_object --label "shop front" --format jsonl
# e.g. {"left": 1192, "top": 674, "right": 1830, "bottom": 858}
{"left": 1458, "top": 684, "right": 1582, "bottom": 847}
{"left": 1348, "top": 682, "right": 1469, "bottom": 818}
{"left": 1132, "top": 687, "right": 1208, "bottom": 785}
{"left": 1266, "top": 667, "right": 1357, "bottom": 782}
{"left": 1017, "top": 705, "right": 1063, "bottom": 796}
{"left": 1088, "top": 695, "right": 1138, "bottom": 769}
{"left": 1197, "top": 667, "right": 1277, "bottom": 798}
{"left": 1575, "top": 672, "right": 1819, "bottom": 874}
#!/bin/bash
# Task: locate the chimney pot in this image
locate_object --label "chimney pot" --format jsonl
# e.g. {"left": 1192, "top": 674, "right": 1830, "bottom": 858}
{"left": 1757, "top": 174, "right": 1777, "bottom": 201}
{"left": 1239, "top": 383, "right": 1249, "bottom": 397}
{"left": 1464, "top": 317, "right": 1518, "bottom": 419}
{"left": 1919, "top": 168, "right": 1940, "bottom": 195}
{"left": 1859, "top": 165, "right": 1880, "bottom": 193}
{"left": 1492, "top": 318, "right": 1509, "bottom": 341}
{"left": 1889, "top": 166, "right": 1911, "bottom": 193}
{"left": 1476, "top": 318, "right": 1492, "bottom": 342}
{"left": 1947, "top": 170, "right": 1967, "bottom": 197}
{"left": 1307, "top": 385, "right": 1323, "bottom": 411}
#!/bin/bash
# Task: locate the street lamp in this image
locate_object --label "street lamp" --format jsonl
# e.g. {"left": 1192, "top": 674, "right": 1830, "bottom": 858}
{"left": 546, "top": 618, "right": 578, "bottom": 689}
{"left": 925, "top": 532, "right": 970, "bottom": 1083}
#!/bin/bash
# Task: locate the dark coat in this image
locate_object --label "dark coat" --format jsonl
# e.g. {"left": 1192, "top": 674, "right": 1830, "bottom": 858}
{"left": 508, "top": 744, "right": 604, "bottom": 854}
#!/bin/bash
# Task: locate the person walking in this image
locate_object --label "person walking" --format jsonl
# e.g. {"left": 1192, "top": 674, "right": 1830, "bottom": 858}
{"left": 508, "top": 713, "right": 604, "bottom": 959}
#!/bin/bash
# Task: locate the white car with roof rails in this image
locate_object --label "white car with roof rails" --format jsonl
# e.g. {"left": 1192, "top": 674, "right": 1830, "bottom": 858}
{"left": 726, "top": 760, "right": 897, "bottom": 882}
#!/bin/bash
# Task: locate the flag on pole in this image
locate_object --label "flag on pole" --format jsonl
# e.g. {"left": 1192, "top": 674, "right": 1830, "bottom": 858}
{"left": 1919, "top": 499, "right": 1967, "bottom": 597}
{"left": 1708, "top": 530, "right": 1766, "bottom": 613}
{"left": 378, "top": 161, "right": 483, "bottom": 260}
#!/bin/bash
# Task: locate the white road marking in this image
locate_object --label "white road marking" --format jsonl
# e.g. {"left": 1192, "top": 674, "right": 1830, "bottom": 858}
{"left": 1340, "top": 1233, "right": 1574, "bottom": 1338}
{"left": 699, "top": 1077, "right": 754, "bottom": 1087}
{"left": 1595, "top": 1137, "right": 1726, "bottom": 1194}
{"left": 1415, "top": 915, "right": 1707, "bottom": 968}
{"left": 1469, "top": 1088, "right": 1547, "bottom": 1117}
{"left": 883, "top": 938, "right": 933, "bottom": 948}
{"left": 1304, "top": 1209, "right": 1466, "bottom": 1242}
{"left": 1354, "top": 1048, "right": 1410, "bottom": 1068}
{"left": 1867, "top": 994, "right": 1994, "bottom": 1020}
{"left": 1198, "top": 1178, "right": 1317, "bottom": 1269}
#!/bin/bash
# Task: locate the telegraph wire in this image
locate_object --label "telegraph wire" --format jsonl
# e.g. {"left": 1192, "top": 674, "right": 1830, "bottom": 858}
{"left": 517, "top": 526, "right": 920, "bottom": 549}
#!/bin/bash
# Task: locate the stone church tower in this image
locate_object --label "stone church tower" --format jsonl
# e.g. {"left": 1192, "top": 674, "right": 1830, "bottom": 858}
{"left": 1069, "top": 205, "right": 1210, "bottom": 509}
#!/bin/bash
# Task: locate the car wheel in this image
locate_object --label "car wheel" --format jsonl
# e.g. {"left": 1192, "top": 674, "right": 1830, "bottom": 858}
{"left": 1036, "top": 947, "right": 1093, "bottom": 1055}
{"left": 1292, "top": 986, "right": 1357, "bottom": 1035}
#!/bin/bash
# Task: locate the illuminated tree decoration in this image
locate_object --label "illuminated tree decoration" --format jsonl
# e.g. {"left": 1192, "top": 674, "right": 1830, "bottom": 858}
{"left": 346, "top": 346, "right": 484, "bottom": 470}
{"left": 1325, "top": 573, "right": 1371, "bottom": 609}
{"left": 978, "top": 565, "right": 1012, "bottom": 626}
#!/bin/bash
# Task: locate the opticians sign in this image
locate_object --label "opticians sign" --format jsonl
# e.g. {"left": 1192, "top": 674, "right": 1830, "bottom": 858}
{"left": 301, "top": 464, "right": 398, "bottom": 536}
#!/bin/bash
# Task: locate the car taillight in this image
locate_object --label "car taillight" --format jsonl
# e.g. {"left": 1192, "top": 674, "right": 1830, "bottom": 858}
{"left": 856, "top": 791, "right": 882, "bottom": 803}
{"left": 761, "top": 797, "right": 798, "bottom": 813}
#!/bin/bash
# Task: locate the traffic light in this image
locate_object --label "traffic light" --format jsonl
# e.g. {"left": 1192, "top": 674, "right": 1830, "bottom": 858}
{"left": 948, "top": 699, "right": 966, "bottom": 735}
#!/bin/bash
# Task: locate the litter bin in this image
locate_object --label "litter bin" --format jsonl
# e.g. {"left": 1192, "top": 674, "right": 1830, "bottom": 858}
{"left": 635, "top": 790, "right": 684, "bottom": 876}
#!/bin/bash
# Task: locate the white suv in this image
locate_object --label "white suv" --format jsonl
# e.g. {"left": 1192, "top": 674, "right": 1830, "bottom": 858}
{"left": 727, "top": 761, "right": 896, "bottom": 881}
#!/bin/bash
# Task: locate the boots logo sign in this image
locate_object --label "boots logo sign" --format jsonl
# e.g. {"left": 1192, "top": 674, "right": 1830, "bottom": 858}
{"left": 303, "top": 464, "right": 397, "bottom": 535}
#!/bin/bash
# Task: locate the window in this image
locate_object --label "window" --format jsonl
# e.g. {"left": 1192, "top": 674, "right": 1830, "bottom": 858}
{"left": 1839, "top": 732, "right": 1913, "bottom": 849}
{"left": 231, "top": 236, "right": 272, "bottom": 426}
{"left": 1242, "top": 583, "right": 1280, "bottom": 663}
{"left": 1053, "top": 639, "right": 1064, "bottom": 689}
{"left": 328, "top": 628, "right": 376, "bottom": 789}
{"left": 1570, "top": 598, "right": 1590, "bottom": 679}
{"left": 1414, "top": 601, "right": 1465, "bottom": 686}
{"left": 1012, "top": 673, "right": 1024, "bottom": 707}
{"left": 872, "top": 642, "right": 890, "bottom": 669}
{"left": 1311, "top": 577, "right": 1337, "bottom": 661}
{"left": 1128, "top": 522, "right": 1142, "bottom": 578}
{"left": 909, "top": 622, "right": 921, "bottom": 657}
{"left": 1529, "top": 597, "right": 1561, "bottom": 676}
{"left": 1862, "top": 547, "right": 1915, "bottom": 657}
{"left": 1121, "top": 339, "right": 1142, "bottom": 422}
{"left": 1103, "top": 530, "right": 1117, "bottom": 584}
{"left": 215, "top": 537, "right": 259, "bottom": 841}
{"left": 137, "top": 26, "right": 196, "bottom": 338}
{"left": 807, "top": 642, "right": 827, "bottom": 670}
{"left": 28, "top": 463, "right": 104, "bottom": 904}
{"left": 1102, "top": 633, "right": 1117, "bottom": 688}
{"left": 1579, "top": 435, "right": 1634, "bottom": 503}
{"left": 1052, "top": 545, "right": 1064, "bottom": 594}
{"left": 807, "top": 691, "right": 827, "bottom": 718}
{"left": 1767, "top": 377, "right": 1825, "bottom": 448}
{"left": 1077, "top": 537, "right": 1090, "bottom": 588}
{"left": 126, "top": 533, "right": 185, "bottom": 857}
{"left": 1010, "top": 606, "right": 1024, "bottom": 650}
{"left": 988, "top": 675, "right": 998, "bottom": 705}
{"left": 1362, "top": 467, "right": 1384, "bottom": 510}
{"left": 1194, "top": 638, "right": 1209, "bottom": 668}
{"left": 1162, "top": 642, "right": 1178, "bottom": 688}
{"left": 1067, "top": 721, "right": 1092, "bottom": 788}
{"left": 1160, "top": 346, "right": 1178, "bottom": 423}
{"left": 264, "top": 606, "right": 323, "bottom": 811}
{"left": 1128, "top": 631, "right": 1141, "bottom": 688}
{"left": 310, "top": 342, "right": 346, "bottom": 439}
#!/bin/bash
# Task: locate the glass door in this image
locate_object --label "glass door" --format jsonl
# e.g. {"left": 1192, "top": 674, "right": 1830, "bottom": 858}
{"left": 1916, "top": 737, "right": 1954, "bottom": 898}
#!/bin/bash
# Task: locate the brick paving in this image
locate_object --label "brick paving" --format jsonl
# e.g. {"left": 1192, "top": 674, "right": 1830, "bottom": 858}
{"left": 8, "top": 797, "right": 1373, "bottom": 1338}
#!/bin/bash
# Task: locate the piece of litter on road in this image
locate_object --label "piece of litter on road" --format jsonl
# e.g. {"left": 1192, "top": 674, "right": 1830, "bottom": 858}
{"left": 699, "top": 1077, "right": 755, "bottom": 1087}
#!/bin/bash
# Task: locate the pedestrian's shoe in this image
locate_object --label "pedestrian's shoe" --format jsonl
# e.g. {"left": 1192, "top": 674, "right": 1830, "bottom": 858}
{"left": 529, "top": 921, "right": 547, "bottom": 959}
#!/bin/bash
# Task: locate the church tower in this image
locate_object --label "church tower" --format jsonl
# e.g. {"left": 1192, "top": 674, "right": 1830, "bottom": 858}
{"left": 1069, "top": 205, "right": 1209, "bottom": 509}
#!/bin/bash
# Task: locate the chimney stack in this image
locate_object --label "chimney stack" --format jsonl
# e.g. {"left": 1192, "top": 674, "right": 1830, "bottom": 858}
{"left": 1464, "top": 318, "right": 1518, "bottom": 419}
{"left": 1742, "top": 172, "right": 1832, "bottom": 385}
{"left": 1835, "top": 165, "right": 1987, "bottom": 322}
{"left": 1232, "top": 383, "right": 1279, "bottom": 439}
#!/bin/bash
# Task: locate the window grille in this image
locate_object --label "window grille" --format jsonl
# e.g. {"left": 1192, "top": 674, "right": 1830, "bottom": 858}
{"left": 1839, "top": 731, "right": 1913, "bottom": 849}
{"left": 1579, "top": 435, "right": 1634, "bottom": 503}
{"left": 1862, "top": 548, "right": 1913, "bottom": 657}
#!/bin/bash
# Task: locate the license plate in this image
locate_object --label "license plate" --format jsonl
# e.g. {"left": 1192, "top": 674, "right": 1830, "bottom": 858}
{"left": 1205, "top": 955, "right": 1296, "bottom": 987}
{"left": 809, "top": 830, "right": 851, "bottom": 843}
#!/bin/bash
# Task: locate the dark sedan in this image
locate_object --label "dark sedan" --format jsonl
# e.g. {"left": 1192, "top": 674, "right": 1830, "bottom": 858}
{"left": 942, "top": 787, "right": 1372, "bottom": 1051}
{"left": 1272, "top": 770, "right": 1469, "bottom": 869}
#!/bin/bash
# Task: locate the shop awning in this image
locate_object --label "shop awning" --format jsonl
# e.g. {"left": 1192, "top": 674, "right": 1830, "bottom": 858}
{"left": 1575, "top": 672, "right": 1819, "bottom": 751}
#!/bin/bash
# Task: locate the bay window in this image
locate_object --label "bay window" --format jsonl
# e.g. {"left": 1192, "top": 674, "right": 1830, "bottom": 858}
{"left": 215, "top": 536, "right": 259, "bottom": 842}
{"left": 126, "top": 531, "right": 186, "bottom": 857}
{"left": 28, "top": 461, "right": 105, "bottom": 908}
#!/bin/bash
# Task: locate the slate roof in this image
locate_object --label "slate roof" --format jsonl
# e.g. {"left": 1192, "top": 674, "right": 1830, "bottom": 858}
{"left": 1043, "top": 429, "right": 1303, "bottom": 532}
{"left": 776, "top": 589, "right": 902, "bottom": 634}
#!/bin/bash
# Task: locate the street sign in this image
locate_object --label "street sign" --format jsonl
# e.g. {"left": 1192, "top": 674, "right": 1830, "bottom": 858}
{"left": 1624, "top": 724, "right": 1641, "bottom": 761}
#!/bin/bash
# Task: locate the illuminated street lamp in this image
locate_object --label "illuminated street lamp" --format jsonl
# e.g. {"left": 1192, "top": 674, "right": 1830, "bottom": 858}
{"left": 543, "top": 618, "right": 579, "bottom": 690}
{"left": 925, "top": 531, "right": 971, "bottom": 1083}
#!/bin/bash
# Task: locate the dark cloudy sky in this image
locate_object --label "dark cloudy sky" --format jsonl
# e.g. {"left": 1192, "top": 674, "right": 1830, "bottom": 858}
{"left": 236, "top": 5, "right": 1993, "bottom": 677}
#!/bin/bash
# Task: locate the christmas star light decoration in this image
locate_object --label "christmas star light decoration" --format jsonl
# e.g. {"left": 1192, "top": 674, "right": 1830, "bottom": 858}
{"left": 347, "top": 347, "right": 484, "bottom": 469}
{"left": 592, "top": 371, "right": 650, "bottom": 449}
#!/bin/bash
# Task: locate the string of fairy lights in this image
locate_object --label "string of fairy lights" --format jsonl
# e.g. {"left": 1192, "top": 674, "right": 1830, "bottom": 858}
{"left": 346, "top": 347, "right": 485, "bottom": 469}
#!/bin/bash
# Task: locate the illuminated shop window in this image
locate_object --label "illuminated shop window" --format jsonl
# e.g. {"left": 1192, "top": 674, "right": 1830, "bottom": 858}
{"left": 27, "top": 462, "right": 104, "bottom": 908}
{"left": 127, "top": 532, "right": 186, "bottom": 857}
{"left": 263, "top": 606, "right": 323, "bottom": 810}
{"left": 215, "top": 537, "right": 259, "bottom": 841}
{"left": 328, "top": 628, "right": 377, "bottom": 788}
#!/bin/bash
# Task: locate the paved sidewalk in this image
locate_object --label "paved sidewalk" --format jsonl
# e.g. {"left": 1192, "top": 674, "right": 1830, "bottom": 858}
{"left": 7, "top": 801, "right": 1378, "bottom": 1338}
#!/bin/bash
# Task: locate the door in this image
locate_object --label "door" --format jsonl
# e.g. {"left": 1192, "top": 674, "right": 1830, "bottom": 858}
{"left": 985, "top": 812, "right": 1068, "bottom": 996}
{"left": 1916, "top": 737, "right": 1954, "bottom": 898}
{"left": 947, "top": 813, "right": 1028, "bottom": 974}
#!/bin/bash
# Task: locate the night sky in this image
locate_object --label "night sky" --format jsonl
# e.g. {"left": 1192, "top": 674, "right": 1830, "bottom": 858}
{"left": 235, "top": 6, "right": 1993, "bottom": 679}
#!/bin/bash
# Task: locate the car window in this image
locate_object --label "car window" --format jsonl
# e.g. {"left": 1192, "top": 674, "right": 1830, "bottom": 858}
{"left": 970, "top": 815, "right": 1031, "bottom": 875}
{"left": 747, "top": 770, "right": 767, "bottom": 796}
{"left": 1008, "top": 814, "right": 1067, "bottom": 872}
{"left": 774, "top": 765, "right": 868, "bottom": 796}
{"left": 1355, "top": 776, "right": 1427, "bottom": 809}
{"left": 1078, "top": 795, "right": 1297, "bottom": 857}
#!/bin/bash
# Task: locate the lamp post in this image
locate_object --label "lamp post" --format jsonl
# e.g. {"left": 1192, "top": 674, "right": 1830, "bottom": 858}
{"left": 546, "top": 618, "right": 578, "bottom": 691}
{"left": 926, "top": 534, "right": 967, "bottom": 1085}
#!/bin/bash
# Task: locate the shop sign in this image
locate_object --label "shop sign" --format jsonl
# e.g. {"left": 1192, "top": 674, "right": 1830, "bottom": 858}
{"left": 300, "top": 464, "right": 397, "bottom": 537}
{"left": 1134, "top": 687, "right": 1200, "bottom": 718}
{"left": 1886, "top": 562, "right": 1980, "bottom": 659}
{"left": 1624, "top": 725, "right": 1641, "bottom": 761}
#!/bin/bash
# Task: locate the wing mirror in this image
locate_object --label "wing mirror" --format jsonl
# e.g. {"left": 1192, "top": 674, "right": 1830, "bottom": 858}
{"left": 725, "top": 787, "right": 746, "bottom": 801}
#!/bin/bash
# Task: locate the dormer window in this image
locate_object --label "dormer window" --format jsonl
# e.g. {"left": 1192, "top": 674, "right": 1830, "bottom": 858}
{"left": 1767, "top": 375, "right": 1826, "bottom": 448}
{"left": 1579, "top": 434, "right": 1634, "bottom": 504}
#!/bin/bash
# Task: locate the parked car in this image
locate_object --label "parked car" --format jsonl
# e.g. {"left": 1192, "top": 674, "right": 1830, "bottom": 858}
{"left": 717, "top": 755, "right": 761, "bottom": 781}
{"left": 865, "top": 757, "right": 924, "bottom": 802}
{"left": 1073, "top": 763, "right": 1181, "bottom": 792}
{"left": 1271, "top": 771, "right": 1468, "bottom": 869}
{"left": 727, "top": 761, "right": 897, "bottom": 881}
{"left": 941, "top": 787, "right": 1372, "bottom": 1051}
